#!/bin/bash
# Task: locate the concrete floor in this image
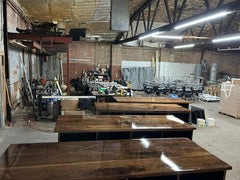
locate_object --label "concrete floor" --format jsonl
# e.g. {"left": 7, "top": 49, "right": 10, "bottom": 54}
{"left": 191, "top": 101, "right": 240, "bottom": 180}
{"left": 0, "top": 98, "right": 240, "bottom": 180}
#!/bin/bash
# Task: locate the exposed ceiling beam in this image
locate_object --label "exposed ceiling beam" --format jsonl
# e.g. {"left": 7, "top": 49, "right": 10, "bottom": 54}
{"left": 164, "top": 0, "right": 172, "bottom": 24}
{"left": 8, "top": 33, "right": 72, "bottom": 43}
{"left": 116, "top": 0, "right": 240, "bottom": 44}
{"left": 176, "top": 0, "right": 187, "bottom": 22}
{"left": 150, "top": 0, "right": 160, "bottom": 30}
{"left": 173, "top": 0, "right": 178, "bottom": 23}
{"left": 115, "top": 0, "right": 154, "bottom": 42}
{"left": 22, "top": 41, "right": 51, "bottom": 55}
{"left": 130, "top": 0, "right": 154, "bottom": 24}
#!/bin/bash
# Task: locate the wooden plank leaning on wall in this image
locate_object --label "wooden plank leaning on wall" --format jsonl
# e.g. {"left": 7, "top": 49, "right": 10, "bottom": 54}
{"left": 0, "top": 54, "right": 7, "bottom": 127}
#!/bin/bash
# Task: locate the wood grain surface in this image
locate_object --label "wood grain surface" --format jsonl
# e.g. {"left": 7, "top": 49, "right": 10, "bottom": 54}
{"left": 0, "top": 138, "right": 231, "bottom": 180}
{"left": 94, "top": 103, "right": 191, "bottom": 114}
{"left": 55, "top": 115, "right": 195, "bottom": 133}
{"left": 114, "top": 97, "right": 190, "bottom": 104}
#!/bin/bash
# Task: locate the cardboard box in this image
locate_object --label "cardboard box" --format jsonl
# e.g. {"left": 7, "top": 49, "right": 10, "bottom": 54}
{"left": 218, "top": 79, "right": 240, "bottom": 118}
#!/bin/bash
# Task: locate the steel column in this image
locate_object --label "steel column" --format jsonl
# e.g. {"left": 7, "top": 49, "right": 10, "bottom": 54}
{"left": 130, "top": 23, "right": 133, "bottom": 37}
{"left": 219, "top": 19, "right": 223, "bottom": 34}
{"left": 130, "top": 0, "right": 154, "bottom": 24}
{"left": 176, "top": 0, "right": 187, "bottom": 21}
{"left": 3, "top": 0, "right": 11, "bottom": 124}
{"left": 204, "top": 0, "right": 217, "bottom": 36}
{"left": 142, "top": 11, "right": 147, "bottom": 32}
{"left": 134, "top": 15, "right": 140, "bottom": 36}
{"left": 173, "top": 0, "right": 178, "bottom": 23}
{"left": 67, "top": 43, "right": 70, "bottom": 95}
{"left": 0, "top": 56, "right": 3, "bottom": 127}
{"left": 147, "top": 4, "right": 151, "bottom": 30}
{"left": 150, "top": 0, "right": 160, "bottom": 30}
{"left": 164, "top": 0, "right": 172, "bottom": 24}
{"left": 224, "top": 13, "right": 236, "bottom": 32}
{"left": 198, "top": 23, "right": 206, "bottom": 37}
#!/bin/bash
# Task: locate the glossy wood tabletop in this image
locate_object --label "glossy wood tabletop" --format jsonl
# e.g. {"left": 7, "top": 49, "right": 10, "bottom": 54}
{"left": 114, "top": 97, "right": 190, "bottom": 104}
{"left": 55, "top": 115, "right": 195, "bottom": 133}
{"left": 0, "top": 138, "right": 231, "bottom": 180}
{"left": 95, "top": 102, "right": 191, "bottom": 113}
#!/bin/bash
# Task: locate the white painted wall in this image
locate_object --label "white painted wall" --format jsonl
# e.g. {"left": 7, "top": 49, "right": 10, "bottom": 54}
{"left": 122, "top": 60, "right": 151, "bottom": 68}
{"left": 159, "top": 62, "right": 196, "bottom": 83}
{"left": 121, "top": 60, "right": 197, "bottom": 83}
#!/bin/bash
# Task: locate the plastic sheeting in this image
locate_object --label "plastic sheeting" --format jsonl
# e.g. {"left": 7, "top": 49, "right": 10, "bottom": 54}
{"left": 122, "top": 67, "right": 155, "bottom": 90}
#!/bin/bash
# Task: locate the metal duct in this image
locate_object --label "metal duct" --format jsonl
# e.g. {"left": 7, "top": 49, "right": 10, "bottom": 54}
{"left": 209, "top": 63, "right": 218, "bottom": 83}
{"left": 195, "top": 64, "right": 202, "bottom": 78}
{"left": 111, "top": 0, "right": 129, "bottom": 31}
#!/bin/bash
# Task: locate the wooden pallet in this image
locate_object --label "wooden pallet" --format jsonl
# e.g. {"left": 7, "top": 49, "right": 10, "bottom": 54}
{"left": 219, "top": 111, "right": 240, "bottom": 119}
{"left": 205, "top": 85, "right": 220, "bottom": 97}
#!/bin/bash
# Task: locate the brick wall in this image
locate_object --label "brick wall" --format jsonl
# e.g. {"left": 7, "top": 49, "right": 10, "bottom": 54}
{"left": 62, "top": 41, "right": 240, "bottom": 82}
{"left": 62, "top": 41, "right": 111, "bottom": 82}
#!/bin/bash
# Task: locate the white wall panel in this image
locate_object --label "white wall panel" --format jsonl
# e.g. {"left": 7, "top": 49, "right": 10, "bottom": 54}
{"left": 122, "top": 60, "right": 197, "bottom": 83}
{"left": 122, "top": 60, "right": 151, "bottom": 68}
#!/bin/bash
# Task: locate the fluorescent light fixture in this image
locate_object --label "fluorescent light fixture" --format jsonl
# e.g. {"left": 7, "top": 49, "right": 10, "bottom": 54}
{"left": 174, "top": 11, "right": 229, "bottom": 30}
{"left": 139, "top": 32, "right": 160, "bottom": 40}
{"left": 174, "top": 43, "right": 195, "bottom": 49}
{"left": 152, "top": 35, "right": 183, "bottom": 40}
{"left": 212, "top": 35, "right": 240, "bottom": 43}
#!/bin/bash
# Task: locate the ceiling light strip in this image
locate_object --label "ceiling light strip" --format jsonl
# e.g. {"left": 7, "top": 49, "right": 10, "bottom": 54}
{"left": 174, "top": 44, "right": 195, "bottom": 49}
{"left": 152, "top": 35, "right": 183, "bottom": 40}
{"left": 212, "top": 35, "right": 240, "bottom": 43}
{"left": 139, "top": 32, "right": 161, "bottom": 40}
{"left": 174, "top": 11, "right": 229, "bottom": 30}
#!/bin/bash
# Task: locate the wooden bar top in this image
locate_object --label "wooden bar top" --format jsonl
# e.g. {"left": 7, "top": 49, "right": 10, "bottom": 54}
{"left": 114, "top": 97, "right": 190, "bottom": 104}
{"left": 0, "top": 138, "right": 231, "bottom": 180}
{"left": 55, "top": 115, "right": 195, "bottom": 133}
{"left": 95, "top": 102, "right": 191, "bottom": 113}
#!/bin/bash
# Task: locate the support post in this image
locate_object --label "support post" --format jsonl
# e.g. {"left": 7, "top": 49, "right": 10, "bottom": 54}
{"left": 110, "top": 44, "right": 112, "bottom": 81}
{"left": 67, "top": 43, "right": 70, "bottom": 95}
{"left": 3, "top": 0, "right": 11, "bottom": 124}
{"left": 0, "top": 56, "right": 3, "bottom": 127}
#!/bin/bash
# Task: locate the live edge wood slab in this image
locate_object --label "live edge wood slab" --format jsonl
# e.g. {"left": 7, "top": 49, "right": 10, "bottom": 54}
{"left": 94, "top": 103, "right": 191, "bottom": 123}
{"left": 114, "top": 97, "right": 190, "bottom": 108}
{"left": 55, "top": 115, "right": 196, "bottom": 141}
{"left": 0, "top": 138, "right": 231, "bottom": 180}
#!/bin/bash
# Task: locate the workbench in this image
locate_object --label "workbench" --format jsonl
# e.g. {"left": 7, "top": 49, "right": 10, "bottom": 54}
{"left": 94, "top": 103, "right": 191, "bottom": 123}
{"left": 55, "top": 115, "right": 196, "bottom": 142}
{"left": 0, "top": 138, "right": 231, "bottom": 180}
{"left": 114, "top": 96, "right": 191, "bottom": 108}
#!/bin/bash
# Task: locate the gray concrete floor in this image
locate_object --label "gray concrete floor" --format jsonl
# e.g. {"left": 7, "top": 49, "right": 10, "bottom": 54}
{"left": 0, "top": 97, "right": 240, "bottom": 180}
{"left": 191, "top": 101, "right": 240, "bottom": 180}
